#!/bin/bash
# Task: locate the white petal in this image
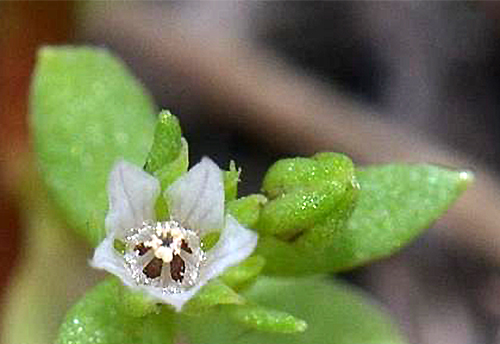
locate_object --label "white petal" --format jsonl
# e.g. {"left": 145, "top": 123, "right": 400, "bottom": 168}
{"left": 166, "top": 157, "right": 224, "bottom": 235}
{"left": 90, "top": 236, "right": 136, "bottom": 288}
{"left": 105, "top": 160, "right": 160, "bottom": 238}
{"left": 145, "top": 284, "right": 203, "bottom": 312}
{"left": 201, "top": 215, "right": 258, "bottom": 282}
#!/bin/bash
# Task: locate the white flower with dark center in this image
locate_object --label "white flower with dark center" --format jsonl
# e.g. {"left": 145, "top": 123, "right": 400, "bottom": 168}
{"left": 91, "top": 157, "right": 258, "bottom": 311}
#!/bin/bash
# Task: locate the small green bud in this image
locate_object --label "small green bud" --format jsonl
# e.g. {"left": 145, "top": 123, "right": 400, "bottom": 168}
{"left": 255, "top": 153, "right": 359, "bottom": 275}
{"left": 144, "top": 111, "right": 189, "bottom": 191}
{"left": 223, "top": 160, "right": 240, "bottom": 202}
{"left": 227, "top": 194, "right": 267, "bottom": 228}
{"left": 262, "top": 152, "right": 354, "bottom": 198}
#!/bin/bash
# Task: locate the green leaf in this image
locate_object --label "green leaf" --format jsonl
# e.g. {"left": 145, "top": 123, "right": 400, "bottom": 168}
{"left": 256, "top": 183, "right": 350, "bottom": 240}
{"left": 153, "top": 138, "right": 189, "bottom": 192}
{"left": 144, "top": 111, "right": 182, "bottom": 174}
{"left": 144, "top": 110, "right": 188, "bottom": 191}
{"left": 255, "top": 187, "right": 357, "bottom": 275}
{"left": 257, "top": 163, "right": 471, "bottom": 275}
{"left": 143, "top": 111, "right": 189, "bottom": 219}
{"left": 262, "top": 153, "right": 355, "bottom": 199}
{"left": 121, "top": 289, "right": 160, "bottom": 318}
{"left": 227, "top": 194, "right": 267, "bottom": 228}
{"left": 255, "top": 153, "right": 359, "bottom": 275}
{"left": 57, "top": 278, "right": 175, "bottom": 344}
{"left": 226, "top": 304, "right": 307, "bottom": 334}
{"left": 224, "top": 160, "right": 241, "bottom": 202}
{"left": 326, "top": 164, "right": 473, "bottom": 271}
{"left": 179, "top": 276, "right": 406, "bottom": 344}
{"left": 256, "top": 153, "right": 358, "bottom": 240}
{"left": 183, "top": 279, "right": 245, "bottom": 314}
{"left": 31, "top": 46, "right": 156, "bottom": 246}
{"left": 221, "top": 255, "right": 266, "bottom": 290}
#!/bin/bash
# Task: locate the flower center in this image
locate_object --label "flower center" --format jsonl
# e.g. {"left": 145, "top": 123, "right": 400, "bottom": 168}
{"left": 123, "top": 220, "right": 205, "bottom": 292}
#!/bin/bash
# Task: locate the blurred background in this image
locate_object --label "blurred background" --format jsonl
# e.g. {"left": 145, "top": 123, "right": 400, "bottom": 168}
{"left": 3, "top": 1, "right": 500, "bottom": 343}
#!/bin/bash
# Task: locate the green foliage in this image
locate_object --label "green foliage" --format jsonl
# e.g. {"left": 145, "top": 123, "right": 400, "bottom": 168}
{"left": 179, "top": 276, "right": 406, "bottom": 344}
{"left": 31, "top": 47, "right": 156, "bottom": 246}
{"left": 256, "top": 183, "right": 353, "bottom": 240}
{"left": 151, "top": 139, "right": 188, "bottom": 192}
{"left": 144, "top": 110, "right": 189, "bottom": 191}
{"left": 224, "top": 161, "right": 241, "bottom": 202}
{"left": 227, "top": 194, "right": 267, "bottom": 228}
{"left": 57, "top": 278, "right": 175, "bottom": 344}
{"left": 262, "top": 152, "right": 355, "bottom": 198}
{"left": 31, "top": 46, "right": 473, "bottom": 344}
{"left": 255, "top": 153, "right": 359, "bottom": 274}
{"left": 257, "top": 153, "right": 357, "bottom": 240}
{"left": 183, "top": 279, "right": 245, "bottom": 314}
{"left": 121, "top": 289, "right": 160, "bottom": 318}
{"left": 221, "top": 255, "right": 267, "bottom": 290}
{"left": 143, "top": 110, "right": 189, "bottom": 219}
{"left": 144, "top": 110, "right": 183, "bottom": 174}
{"left": 258, "top": 164, "right": 471, "bottom": 275}
{"left": 326, "top": 164, "right": 473, "bottom": 271}
{"left": 227, "top": 304, "right": 307, "bottom": 334}
{"left": 183, "top": 256, "right": 267, "bottom": 314}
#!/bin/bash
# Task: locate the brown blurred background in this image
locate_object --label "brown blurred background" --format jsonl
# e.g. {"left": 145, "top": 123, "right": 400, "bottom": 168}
{"left": 0, "top": 0, "right": 71, "bottom": 322}
{"left": 3, "top": 2, "right": 500, "bottom": 344}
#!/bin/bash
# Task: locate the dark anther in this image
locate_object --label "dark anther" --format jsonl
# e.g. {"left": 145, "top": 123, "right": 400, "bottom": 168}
{"left": 170, "top": 254, "right": 186, "bottom": 282}
{"left": 162, "top": 233, "right": 174, "bottom": 247}
{"left": 181, "top": 239, "right": 193, "bottom": 254}
{"left": 135, "top": 243, "right": 150, "bottom": 256}
{"left": 143, "top": 257, "right": 163, "bottom": 279}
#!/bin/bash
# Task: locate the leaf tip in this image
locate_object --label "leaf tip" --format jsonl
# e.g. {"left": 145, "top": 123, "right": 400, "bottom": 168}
{"left": 458, "top": 170, "right": 474, "bottom": 191}
{"left": 158, "top": 109, "right": 178, "bottom": 125}
{"left": 295, "top": 319, "right": 308, "bottom": 332}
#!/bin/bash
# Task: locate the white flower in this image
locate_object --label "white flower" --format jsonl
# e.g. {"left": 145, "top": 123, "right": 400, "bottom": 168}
{"left": 91, "top": 157, "right": 258, "bottom": 311}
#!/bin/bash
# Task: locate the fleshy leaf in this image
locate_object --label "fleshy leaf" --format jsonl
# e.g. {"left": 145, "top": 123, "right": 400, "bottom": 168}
{"left": 143, "top": 111, "right": 188, "bottom": 219}
{"left": 255, "top": 153, "right": 358, "bottom": 275}
{"left": 179, "top": 276, "right": 406, "bottom": 344}
{"left": 224, "top": 160, "right": 240, "bottom": 202}
{"left": 257, "top": 164, "right": 471, "bottom": 275}
{"left": 31, "top": 46, "right": 156, "bottom": 246}
{"left": 144, "top": 110, "right": 183, "bottom": 175}
{"left": 121, "top": 289, "right": 160, "bottom": 318}
{"left": 144, "top": 111, "right": 188, "bottom": 191}
{"left": 262, "top": 153, "right": 355, "bottom": 198}
{"left": 220, "top": 255, "right": 266, "bottom": 289}
{"left": 154, "top": 138, "right": 189, "bottom": 195}
{"left": 256, "top": 153, "right": 357, "bottom": 240}
{"left": 256, "top": 183, "right": 350, "bottom": 239}
{"left": 227, "top": 194, "right": 267, "bottom": 228}
{"left": 325, "top": 164, "right": 473, "bottom": 271}
{"left": 57, "top": 278, "right": 175, "bottom": 344}
{"left": 183, "top": 279, "right": 245, "bottom": 314}
{"left": 227, "top": 304, "right": 307, "bottom": 334}
{"left": 256, "top": 188, "right": 357, "bottom": 275}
